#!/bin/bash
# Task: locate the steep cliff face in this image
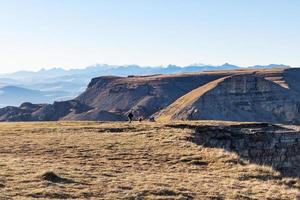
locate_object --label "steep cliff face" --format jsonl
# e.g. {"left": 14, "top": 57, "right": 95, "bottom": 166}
{"left": 157, "top": 74, "right": 300, "bottom": 124}
{"left": 0, "top": 68, "right": 299, "bottom": 123}
{"left": 71, "top": 74, "right": 226, "bottom": 120}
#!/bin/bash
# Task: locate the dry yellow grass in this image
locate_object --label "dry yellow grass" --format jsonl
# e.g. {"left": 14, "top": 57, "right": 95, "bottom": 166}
{"left": 0, "top": 121, "right": 299, "bottom": 199}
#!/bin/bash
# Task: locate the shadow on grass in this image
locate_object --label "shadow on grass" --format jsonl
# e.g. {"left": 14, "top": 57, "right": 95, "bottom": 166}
{"left": 127, "top": 188, "right": 194, "bottom": 200}
{"left": 167, "top": 123, "right": 300, "bottom": 180}
{"left": 41, "top": 171, "right": 76, "bottom": 184}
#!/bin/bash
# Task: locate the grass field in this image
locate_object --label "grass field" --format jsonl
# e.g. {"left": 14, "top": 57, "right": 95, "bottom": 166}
{"left": 0, "top": 121, "right": 299, "bottom": 199}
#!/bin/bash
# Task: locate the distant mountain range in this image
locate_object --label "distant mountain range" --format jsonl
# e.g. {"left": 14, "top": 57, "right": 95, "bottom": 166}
{"left": 0, "top": 63, "right": 291, "bottom": 107}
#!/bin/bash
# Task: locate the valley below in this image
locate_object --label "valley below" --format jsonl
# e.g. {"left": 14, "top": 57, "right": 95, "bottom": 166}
{"left": 0, "top": 121, "right": 299, "bottom": 199}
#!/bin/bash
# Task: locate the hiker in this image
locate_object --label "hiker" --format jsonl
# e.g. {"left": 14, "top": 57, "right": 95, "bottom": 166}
{"left": 127, "top": 111, "right": 134, "bottom": 123}
{"left": 149, "top": 117, "right": 155, "bottom": 122}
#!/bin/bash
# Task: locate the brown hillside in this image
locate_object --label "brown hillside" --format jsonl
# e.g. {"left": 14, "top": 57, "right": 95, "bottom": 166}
{"left": 157, "top": 74, "right": 300, "bottom": 124}
{"left": 156, "top": 76, "right": 230, "bottom": 121}
{"left": 71, "top": 68, "right": 291, "bottom": 120}
{"left": 0, "top": 67, "right": 300, "bottom": 123}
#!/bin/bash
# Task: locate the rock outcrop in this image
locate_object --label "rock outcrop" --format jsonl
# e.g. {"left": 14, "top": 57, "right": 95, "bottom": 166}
{"left": 190, "top": 123, "right": 300, "bottom": 177}
{"left": 157, "top": 74, "right": 300, "bottom": 124}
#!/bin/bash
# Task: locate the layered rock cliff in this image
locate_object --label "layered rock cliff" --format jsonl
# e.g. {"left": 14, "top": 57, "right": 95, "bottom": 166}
{"left": 187, "top": 123, "right": 300, "bottom": 177}
{"left": 157, "top": 74, "right": 300, "bottom": 124}
{"left": 0, "top": 68, "right": 300, "bottom": 124}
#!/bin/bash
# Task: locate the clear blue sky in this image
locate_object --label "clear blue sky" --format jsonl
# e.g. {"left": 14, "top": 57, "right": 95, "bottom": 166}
{"left": 0, "top": 0, "right": 300, "bottom": 72}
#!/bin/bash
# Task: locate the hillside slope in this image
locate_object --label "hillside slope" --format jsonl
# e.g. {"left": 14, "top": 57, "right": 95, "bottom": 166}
{"left": 157, "top": 74, "right": 300, "bottom": 124}
{"left": 0, "top": 68, "right": 300, "bottom": 123}
{"left": 72, "top": 73, "right": 226, "bottom": 119}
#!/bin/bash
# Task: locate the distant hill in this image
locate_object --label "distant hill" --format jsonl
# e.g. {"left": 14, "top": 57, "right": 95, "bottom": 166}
{"left": 0, "top": 86, "right": 70, "bottom": 107}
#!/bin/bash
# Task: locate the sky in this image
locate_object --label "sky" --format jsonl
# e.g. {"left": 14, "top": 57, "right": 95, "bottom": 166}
{"left": 0, "top": 0, "right": 300, "bottom": 73}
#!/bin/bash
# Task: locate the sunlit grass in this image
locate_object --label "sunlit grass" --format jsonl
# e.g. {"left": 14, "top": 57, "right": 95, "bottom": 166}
{"left": 0, "top": 121, "right": 298, "bottom": 199}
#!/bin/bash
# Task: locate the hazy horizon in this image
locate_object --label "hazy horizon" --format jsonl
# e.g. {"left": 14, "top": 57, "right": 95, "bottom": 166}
{"left": 0, "top": 0, "right": 300, "bottom": 73}
{"left": 0, "top": 62, "right": 294, "bottom": 74}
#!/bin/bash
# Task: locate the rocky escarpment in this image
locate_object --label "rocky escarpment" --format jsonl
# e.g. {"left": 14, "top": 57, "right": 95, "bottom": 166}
{"left": 157, "top": 74, "right": 300, "bottom": 124}
{"left": 0, "top": 68, "right": 300, "bottom": 122}
{"left": 0, "top": 72, "right": 226, "bottom": 121}
{"left": 71, "top": 73, "right": 226, "bottom": 120}
{"left": 189, "top": 123, "right": 300, "bottom": 177}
